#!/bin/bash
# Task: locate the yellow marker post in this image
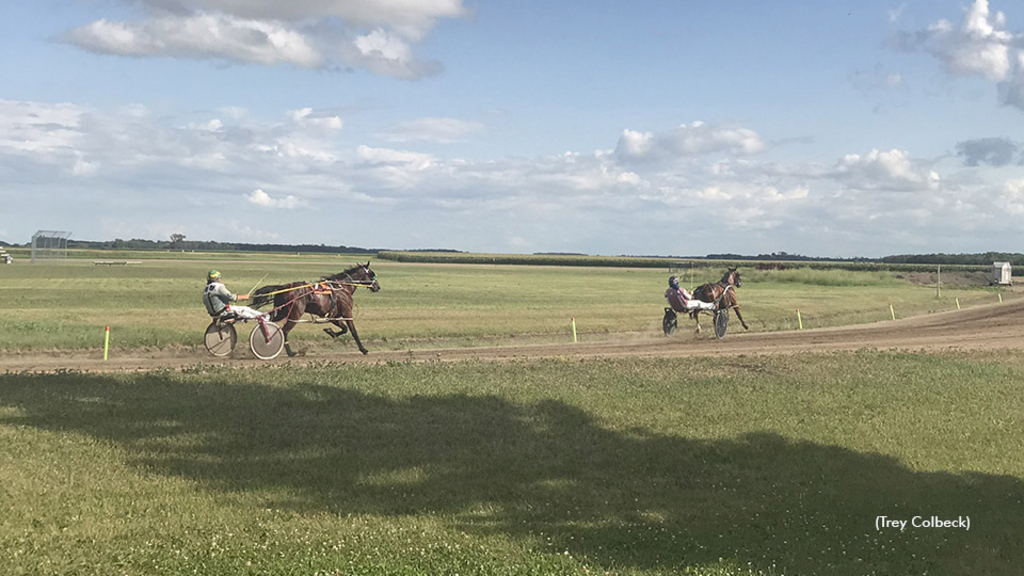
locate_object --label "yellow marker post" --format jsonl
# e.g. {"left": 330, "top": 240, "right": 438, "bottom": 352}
{"left": 796, "top": 309, "right": 803, "bottom": 330}
{"left": 889, "top": 304, "right": 896, "bottom": 321}
{"left": 103, "top": 326, "right": 110, "bottom": 361}
{"left": 999, "top": 293, "right": 1003, "bottom": 304}
{"left": 956, "top": 298, "right": 961, "bottom": 310}
{"left": 571, "top": 317, "right": 578, "bottom": 343}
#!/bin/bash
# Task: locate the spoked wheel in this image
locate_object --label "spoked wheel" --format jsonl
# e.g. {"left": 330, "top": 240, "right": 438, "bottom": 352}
{"left": 663, "top": 308, "right": 678, "bottom": 336}
{"left": 249, "top": 321, "right": 285, "bottom": 360}
{"left": 204, "top": 321, "right": 237, "bottom": 357}
{"left": 714, "top": 308, "right": 729, "bottom": 339}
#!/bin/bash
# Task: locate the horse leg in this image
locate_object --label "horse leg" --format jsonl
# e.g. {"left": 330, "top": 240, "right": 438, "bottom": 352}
{"left": 723, "top": 293, "right": 749, "bottom": 330}
{"left": 282, "top": 319, "right": 300, "bottom": 357}
{"left": 281, "top": 303, "right": 304, "bottom": 357}
{"left": 346, "top": 320, "right": 368, "bottom": 355}
{"left": 323, "top": 319, "right": 348, "bottom": 338}
{"left": 691, "top": 310, "right": 702, "bottom": 333}
{"left": 734, "top": 306, "right": 750, "bottom": 330}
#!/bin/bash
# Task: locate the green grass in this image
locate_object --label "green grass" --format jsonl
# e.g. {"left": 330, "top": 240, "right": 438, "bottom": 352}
{"left": 0, "top": 258, "right": 1016, "bottom": 352}
{"left": 1, "top": 351, "right": 1023, "bottom": 575}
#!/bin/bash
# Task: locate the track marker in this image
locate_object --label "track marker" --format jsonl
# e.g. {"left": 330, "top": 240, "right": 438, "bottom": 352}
{"left": 999, "top": 293, "right": 1003, "bottom": 304}
{"left": 796, "top": 309, "right": 803, "bottom": 330}
{"left": 956, "top": 298, "right": 961, "bottom": 310}
{"left": 571, "top": 317, "right": 577, "bottom": 343}
{"left": 889, "top": 304, "right": 896, "bottom": 321}
{"left": 103, "top": 326, "right": 110, "bottom": 361}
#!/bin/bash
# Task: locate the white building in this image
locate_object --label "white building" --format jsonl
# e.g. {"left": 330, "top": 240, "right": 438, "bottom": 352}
{"left": 992, "top": 262, "right": 1012, "bottom": 285}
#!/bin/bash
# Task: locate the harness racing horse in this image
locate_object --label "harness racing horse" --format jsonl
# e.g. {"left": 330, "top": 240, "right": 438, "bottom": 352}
{"left": 690, "top": 267, "right": 749, "bottom": 334}
{"left": 252, "top": 262, "right": 380, "bottom": 357}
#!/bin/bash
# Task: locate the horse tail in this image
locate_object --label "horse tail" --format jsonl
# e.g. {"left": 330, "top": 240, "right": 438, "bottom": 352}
{"left": 251, "top": 284, "right": 288, "bottom": 309}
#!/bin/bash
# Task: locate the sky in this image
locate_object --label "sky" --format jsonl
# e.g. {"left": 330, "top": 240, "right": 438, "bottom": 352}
{"left": 1, "top": 0, "right": 1023, "bottom": 257}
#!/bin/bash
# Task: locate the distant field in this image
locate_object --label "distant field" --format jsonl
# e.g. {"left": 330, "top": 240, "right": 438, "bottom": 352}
{"left": 0, "top": 255, "right": 1015, "bottom": 352}
{"left": 378, "top": 250, "right": 990, "bottom": 273}
{"left": 1, "top": 351, "right": 1022, "bottom": 575}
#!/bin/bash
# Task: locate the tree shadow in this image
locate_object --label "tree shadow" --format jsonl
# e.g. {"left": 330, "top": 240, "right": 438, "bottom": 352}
{"left": 1, "top": 370, "right": 1021, "bottom": 575}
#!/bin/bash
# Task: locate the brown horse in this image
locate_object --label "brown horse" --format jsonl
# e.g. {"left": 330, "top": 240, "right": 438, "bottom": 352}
{"left": 252, "top": 262, "right": 380, "bottom": 356}
{"left": 690, "top": 267, "right": 749, "bottom": 333}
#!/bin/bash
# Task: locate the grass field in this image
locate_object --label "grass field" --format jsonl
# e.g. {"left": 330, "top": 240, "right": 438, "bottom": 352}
{"left": 1, "top": 352, "right": 1022, "bottom": 575}
{"left": 0, "top": 254, "right": 1015, "bottom": 352}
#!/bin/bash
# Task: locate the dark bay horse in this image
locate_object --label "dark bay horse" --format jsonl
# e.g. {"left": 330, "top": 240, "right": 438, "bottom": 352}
{"left": 690, "top": 267, "right": 749, "bottom": 333}
{"left": 252, "top": 262, "right": 380, "bottom": 356}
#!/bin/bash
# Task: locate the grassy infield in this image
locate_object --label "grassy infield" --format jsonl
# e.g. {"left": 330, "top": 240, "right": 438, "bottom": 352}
{"left": 0, "top": 253, "right": 1010, "bottom": 351}
{"left": 1, "top": 252, "right": 1023, "bottom": 575}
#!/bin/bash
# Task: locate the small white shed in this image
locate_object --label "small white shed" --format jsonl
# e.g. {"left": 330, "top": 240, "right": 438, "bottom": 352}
{"left": 992, "top": 262, "right": 1012, "bottom": 285}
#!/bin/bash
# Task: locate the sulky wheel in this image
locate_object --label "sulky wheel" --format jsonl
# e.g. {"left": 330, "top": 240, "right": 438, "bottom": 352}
{"left": 663, "top": 307, "right": 678, "bottom": 336}
{"left": 249, "top": 321, "right": 285, "bottom": 360}
{"left": 714, "top": 308, "right": 729, "bottom": 339}
{"left": 204, "top": 321, "right": 237, "bottom": 357}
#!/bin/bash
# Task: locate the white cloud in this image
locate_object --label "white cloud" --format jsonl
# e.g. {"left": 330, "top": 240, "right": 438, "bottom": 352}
{"left": 73, "top": 154, "right": 100, "bottom": 177}
{"left": 0, "top": 100, "right": 84, "bottom": 154}
{"left": 64, "top": 14, "right": 325, "bottom": 68}
{"left": 898, "top": 0, "right": 1024, "bottom": 109}
{"left": 379, "top": 117, "right": 484, "bottom": 143}
{"left": 1000, "top": 178, "right": 1024, "bottom": 215}
{"left": 998, "top": 51, "right": 1024, "bottom": 109}
{"left": 2, "top": 100, "right": 1018, "bottom": 256}
{"left": 125, "top": 0, "right": 468, "bottom": 39}
{"left": 60, "top": 0, "right": 468, "bottom": 79}
{"left": 615, "top": 121, "right": 765, "bottom": 163}
{"left": 288, "top": 108, "right": 343, "bottom": 131}
{"left": 833, "top": 149, "right": 940, "bottom": 191}
{"left": 247, "top": 188, "right": 303, "bottom": 209}
{"left": 357, "top": 145, "right": 434, "bottom": 167}
{"left": 354, "top": 28, "right": 413, "bottom": 63}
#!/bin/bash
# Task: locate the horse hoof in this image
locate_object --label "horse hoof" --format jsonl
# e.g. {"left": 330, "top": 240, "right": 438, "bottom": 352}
{"left": 360, "top": 349, "right": 369, "bottom": 355}
{"left": 286, "top": 350, "right": 297, "bottom": 358}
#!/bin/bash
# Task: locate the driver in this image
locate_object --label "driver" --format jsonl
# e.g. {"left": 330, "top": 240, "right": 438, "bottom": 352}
{"left": 202, "top": 270, "right": 268, "bottom": 320}
{"left": 664, "top": 275, "right": 693, "bottom": 313}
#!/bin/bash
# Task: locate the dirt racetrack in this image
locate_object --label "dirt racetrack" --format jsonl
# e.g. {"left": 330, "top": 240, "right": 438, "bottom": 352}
{"left": 4, "top": 301, "right": 1023, "bottom": 373}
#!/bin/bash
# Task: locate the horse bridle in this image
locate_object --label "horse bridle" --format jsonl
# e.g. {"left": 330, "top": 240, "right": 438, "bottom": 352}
{"left": 331, "top": 269, "right": 377, "bottom": 289}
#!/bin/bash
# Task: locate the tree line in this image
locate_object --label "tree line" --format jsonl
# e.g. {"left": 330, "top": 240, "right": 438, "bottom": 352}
{"left": 1, "top": 236, "right": 1019, "bottom": 266}
{"left": 65, "top": 237, "right": 376, "bottom": 254}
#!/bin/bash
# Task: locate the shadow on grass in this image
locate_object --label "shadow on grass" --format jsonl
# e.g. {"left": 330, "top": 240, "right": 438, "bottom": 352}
{"left": 1, "top": 369, "right": 1021, "bottom": 575}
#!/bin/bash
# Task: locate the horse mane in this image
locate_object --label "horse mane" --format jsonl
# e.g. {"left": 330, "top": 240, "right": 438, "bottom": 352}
{"left": 322, "top": 264, "right": 367, "bottom": 282}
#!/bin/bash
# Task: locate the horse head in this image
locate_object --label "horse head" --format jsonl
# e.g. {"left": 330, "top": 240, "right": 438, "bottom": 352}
{"left": 359, "top": 261, "right": 381, "bottom": 292}
{"left": 722, "top": 267, "right": 741, "bottom": 287}
{"left": 324, "top": 261, "right": 381, "bottom": 292}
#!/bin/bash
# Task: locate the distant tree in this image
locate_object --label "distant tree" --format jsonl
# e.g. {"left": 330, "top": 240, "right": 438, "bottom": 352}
{"left": 169, "top": 233, "right": 186, "bottom": 248}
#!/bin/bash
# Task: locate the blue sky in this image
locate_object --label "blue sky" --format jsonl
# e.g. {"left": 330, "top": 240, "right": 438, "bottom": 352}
{"left": 1, "top": 0, "right": 1023, "bottom": 257}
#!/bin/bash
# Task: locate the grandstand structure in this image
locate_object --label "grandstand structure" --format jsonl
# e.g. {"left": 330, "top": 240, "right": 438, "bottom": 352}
{"left": 31, "top": 230, "right": 72, "bottom": 263}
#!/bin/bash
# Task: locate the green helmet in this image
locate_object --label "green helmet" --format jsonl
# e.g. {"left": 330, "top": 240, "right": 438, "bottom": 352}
{"left": 207, "top": 269, "right": 222, "bottom": 282}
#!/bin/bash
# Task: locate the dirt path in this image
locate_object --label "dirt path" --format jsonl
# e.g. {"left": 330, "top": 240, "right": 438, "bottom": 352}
{"left": 4, "top": 301, "right": 1023, "bottom": 373}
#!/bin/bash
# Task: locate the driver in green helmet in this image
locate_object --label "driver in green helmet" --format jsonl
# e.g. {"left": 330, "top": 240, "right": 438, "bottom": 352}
{"left": 202, "top": 270, "right": 267, "bottom": 320}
